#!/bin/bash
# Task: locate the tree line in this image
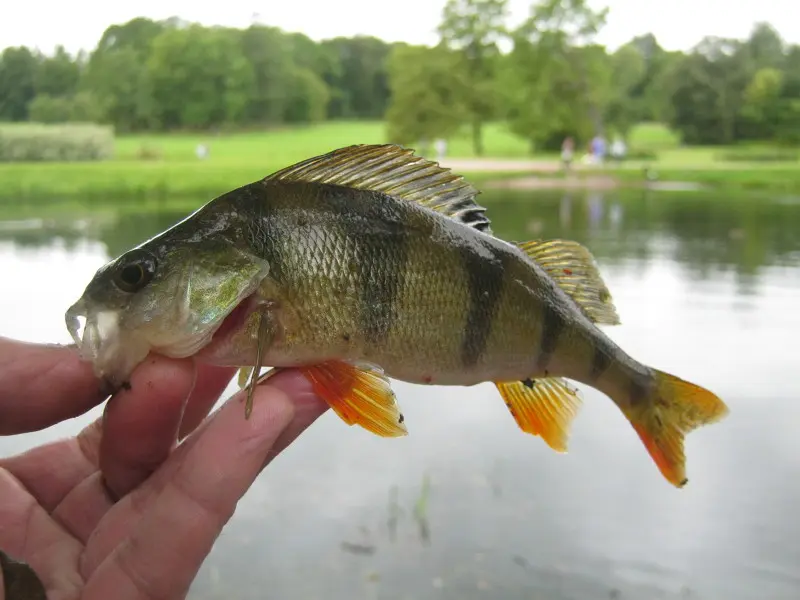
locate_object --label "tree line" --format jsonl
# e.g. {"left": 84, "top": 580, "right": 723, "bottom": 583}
{"left": 1, "top": 0, "right": 799, "bottom": 153}
{"left": 0, "top": 16, "right": 393, "bottom": 132}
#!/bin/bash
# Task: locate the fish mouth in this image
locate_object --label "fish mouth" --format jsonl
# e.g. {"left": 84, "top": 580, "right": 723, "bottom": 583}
{"left": 65, "top": 298, "right": 150, "bottom": 393}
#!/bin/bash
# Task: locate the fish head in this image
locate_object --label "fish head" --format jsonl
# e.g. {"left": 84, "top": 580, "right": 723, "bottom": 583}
{"left": 65, "top": 237, "right": 271, "bottom": 392}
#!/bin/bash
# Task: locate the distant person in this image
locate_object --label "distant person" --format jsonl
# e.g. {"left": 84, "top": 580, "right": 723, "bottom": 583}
{"left": 610, "top": 136, "right": 626, "bottom": 165}
{"left": 591, "top": 135, "right": 606, "bottom": 165}
{"left": 196, "top": 143, "right": 209, "bottom": 160}
{"left": 561, "top": 136, "right": 575, "bottom": 172}
{"left": 434, "top": 138, "right": 448, "bottom": 162}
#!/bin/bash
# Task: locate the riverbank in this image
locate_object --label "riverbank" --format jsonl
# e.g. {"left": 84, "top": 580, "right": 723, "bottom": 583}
{"left": 3, "top": 156, "right": 798, "bottom": 203}
{"left": 1, "top": 121, "right": 797, "bottom": 201}
{"left": 440, "top": 158, "right": 800, "bottom": 193}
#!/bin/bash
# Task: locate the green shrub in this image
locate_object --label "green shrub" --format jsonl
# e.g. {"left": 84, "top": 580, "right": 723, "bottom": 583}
{"left": 0, "top": 123, "right": 115, "bottom": 162}
{"left": 620, "top": 148, "right": 659, "bottom": 161}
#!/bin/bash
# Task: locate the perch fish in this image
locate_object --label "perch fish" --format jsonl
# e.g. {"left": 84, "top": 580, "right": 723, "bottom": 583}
{"left": 65, "top": 144, "right": 728, "bottom": 487}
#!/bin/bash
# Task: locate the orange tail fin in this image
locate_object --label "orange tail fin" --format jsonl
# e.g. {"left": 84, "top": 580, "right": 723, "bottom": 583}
{"left": 629, "top": 369, "right": 728, "bottom": 487}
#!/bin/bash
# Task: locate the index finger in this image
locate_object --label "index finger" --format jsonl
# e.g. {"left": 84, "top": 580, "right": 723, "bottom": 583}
{"left": 0, "top": 336, "right": 106, "bottom": 436}
{"left": 98, "top": 358, "right": 235, "bottom": 499}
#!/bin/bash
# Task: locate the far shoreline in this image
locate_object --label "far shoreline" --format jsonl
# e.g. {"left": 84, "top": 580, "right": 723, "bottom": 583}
{"left": 439, "top": 158, "right": 800, "bottom": 194}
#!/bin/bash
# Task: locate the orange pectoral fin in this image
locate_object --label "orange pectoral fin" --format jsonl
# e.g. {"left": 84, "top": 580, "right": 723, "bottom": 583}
{"left": 298, "top": 361, "right": 408, "bottom": 437}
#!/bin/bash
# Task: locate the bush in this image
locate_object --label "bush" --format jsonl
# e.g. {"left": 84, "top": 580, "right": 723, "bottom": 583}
{"left": 624, "top": 148, "right": 659, "bottom": 161}
{"left": 28, "top": 96, "right": 73, "bottom": 124}
{"left": 0, "top": 123, "right": 114, "bottom": 162}
{"left": 135, "top": 144, "right": 163, "bottom": 160}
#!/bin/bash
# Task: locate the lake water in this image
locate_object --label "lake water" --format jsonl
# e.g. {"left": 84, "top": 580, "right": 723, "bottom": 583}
{"left": 1, "top": 188, "right": 799, "bottom": 599}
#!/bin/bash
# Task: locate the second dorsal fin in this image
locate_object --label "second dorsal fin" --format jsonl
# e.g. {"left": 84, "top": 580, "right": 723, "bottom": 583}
{"left": 261, "top": 144, "right": 493, "bottom": 234}
{"left": 516, "top": 239, "right": 621, "bottom": 326}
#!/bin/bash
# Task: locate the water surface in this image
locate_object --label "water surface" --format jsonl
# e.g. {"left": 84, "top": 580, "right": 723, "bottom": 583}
{"left": 1, "top": 188, "right": 799, "bottom": 599}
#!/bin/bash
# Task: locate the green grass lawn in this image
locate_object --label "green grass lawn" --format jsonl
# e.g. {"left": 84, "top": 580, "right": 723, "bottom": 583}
{"left": 0, "top": 120, "right": 541, "bottom": 201}
{"left": 0, "top": 120, "right": 798, "bottom": 202}
{"left": 113, "top": 120, "right": 535, "bottom": 162}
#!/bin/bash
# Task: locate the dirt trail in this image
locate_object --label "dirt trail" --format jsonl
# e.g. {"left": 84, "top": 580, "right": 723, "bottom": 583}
{"left": 439, "top": 157, "right": 562, "bottom": 172}
{"left": 439, "top": 157, "right": 622, "bottom": 189}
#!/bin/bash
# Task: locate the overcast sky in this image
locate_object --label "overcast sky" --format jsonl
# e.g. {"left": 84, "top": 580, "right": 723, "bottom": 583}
{"left": 1, "top": 0, "right": 795, "bottom": 56}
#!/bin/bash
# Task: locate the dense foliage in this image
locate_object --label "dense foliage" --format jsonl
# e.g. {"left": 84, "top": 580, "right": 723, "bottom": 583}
{"left": 0, "top": 18, "right": 394, "bottom": 133}
{"left": 0, "top": 1, "right": 798, "bottom": 151}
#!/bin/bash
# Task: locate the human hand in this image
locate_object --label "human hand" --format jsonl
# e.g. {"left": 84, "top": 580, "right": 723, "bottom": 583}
{"left": 0, "top": 336, "right": 328, "bottom": 600}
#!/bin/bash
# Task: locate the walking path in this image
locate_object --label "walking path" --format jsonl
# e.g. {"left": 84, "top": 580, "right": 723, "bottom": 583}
{"left": 439, "top": 157, "right": 562, "bottom": 172}
{"left": 439, "top": 157, "right": 623, "bottom": 189}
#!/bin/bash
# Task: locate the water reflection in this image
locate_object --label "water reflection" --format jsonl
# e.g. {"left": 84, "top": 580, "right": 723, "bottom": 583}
{"left": 3, "top": 189, "right": 799, "bottom": 296}
{"left": 1, "top": 189, "right": 799, "bottom": 599}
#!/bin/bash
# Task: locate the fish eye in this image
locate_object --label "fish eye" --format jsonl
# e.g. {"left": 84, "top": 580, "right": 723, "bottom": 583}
{"left": 112, "top": 251, "right": 156, "bottom": 293}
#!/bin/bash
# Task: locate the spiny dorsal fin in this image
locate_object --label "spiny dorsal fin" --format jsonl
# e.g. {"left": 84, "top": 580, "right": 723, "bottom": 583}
{"left": 517, "top": 239, "right": 621, "bottom": 326}
{"left": 262, "top": 144, "right": 493, "bottom": 234}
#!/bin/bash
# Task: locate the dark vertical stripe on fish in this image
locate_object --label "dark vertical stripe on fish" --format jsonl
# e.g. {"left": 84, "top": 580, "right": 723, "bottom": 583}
{"left": 349, "top": 190, "right": 410, "bottom": 347}
{"left": 459, "top": 240, "right": 507, "bottom": 368}
{"left": 537, "top": 301, "right": 564, "bottom": 371}
{"left": 629, "top": 373, "right": 651, "bottom": 408}
{"left": 590, "top": 344, "right": 613, "bottom": 381}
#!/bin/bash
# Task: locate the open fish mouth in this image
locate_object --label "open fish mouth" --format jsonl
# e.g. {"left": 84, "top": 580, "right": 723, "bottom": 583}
{"left": 64, "top": 292, "right": 259, "bottom": 391}
{"left": 65, "top": 298, "right": 150, "bottom": 393}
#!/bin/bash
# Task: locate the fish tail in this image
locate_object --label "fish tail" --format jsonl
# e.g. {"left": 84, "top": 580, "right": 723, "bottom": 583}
{"left": 625, "top": 368, "right": 728, "bottom": 488}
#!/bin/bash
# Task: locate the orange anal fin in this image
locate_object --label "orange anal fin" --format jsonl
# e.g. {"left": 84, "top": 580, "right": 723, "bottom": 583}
{"left": 298, "top": 361, "right": 408, "bottom": 438}
{"left": 495, "top": 377, "right": 582, "bottom": 452}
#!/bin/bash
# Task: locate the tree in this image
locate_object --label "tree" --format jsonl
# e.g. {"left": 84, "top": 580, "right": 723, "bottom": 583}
{"left": 504, "top": 0, "right": 610, "bottom": 151}
{"left": 604, "top": 43, "right": 646, "bottom": 139}
{"left": 319, "top": 36, "right": 393, "bottom": 119}
{"left": 286, "top": 32, "right": 336, "bottom": 82}
{"left": 93, "top": 17, "right": 167, "bottom": 57}
{"left": 34, "top": 46, "right": 80, "bottom": 99}
{"left": 283, "top": 68, "right": 329, "bottom": 123}
{"left": 384, "top": 43, "right": 469, "bottom": 150}
{"left": 438, "top": 0, "right": 509, "bottom": 155}
{"left": 146, "top": 25, "right": 255, "bottom": 129}
{"left": 741, "top": 68, "right": 784, "bottom": 139}
{"left": 0, "top": 46, "right": 39, "bottom": 121}
{"left": 611, "top": 34, "right": 679, "bottom": 123}
{"left": 239, "top": 25, "right": 294, "bottom": 125}
{"left": 666, "top": 37, "right": 753, "bottom": 144}
{"left": 745, "top": 22, "right": 785, "bottom": 71}
{"left": 82, "top": 18, "right": 166, "bottom": 131}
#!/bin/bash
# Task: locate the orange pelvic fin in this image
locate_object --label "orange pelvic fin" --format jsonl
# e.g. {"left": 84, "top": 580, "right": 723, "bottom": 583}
{"left": 495, "top": 377, "right": 582, "bottom": 452}
{"left": 298, "top": 360, "right": 408, "bottom": 437}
